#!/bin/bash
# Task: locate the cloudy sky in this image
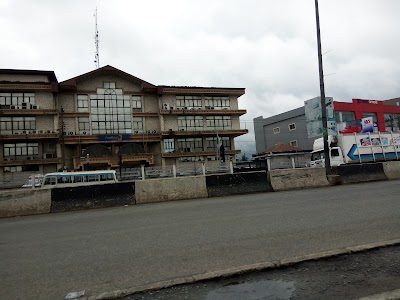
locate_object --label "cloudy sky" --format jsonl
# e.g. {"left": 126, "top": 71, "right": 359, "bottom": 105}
{"left": 1, "top": 0, "right": 399, "bottom": 155}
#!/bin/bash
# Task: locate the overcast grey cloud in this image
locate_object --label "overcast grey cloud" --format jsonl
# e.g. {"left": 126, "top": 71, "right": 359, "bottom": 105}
{"left": 1, "top": 0, "right": 399, "bottom": 155}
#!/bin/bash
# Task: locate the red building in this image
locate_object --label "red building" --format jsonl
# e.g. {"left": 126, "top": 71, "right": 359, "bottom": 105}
{"left": 334, "top": 98, "right": 400, "bottom": 133}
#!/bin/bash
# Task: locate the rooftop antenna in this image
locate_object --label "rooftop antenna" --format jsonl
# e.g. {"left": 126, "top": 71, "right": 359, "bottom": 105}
{"left": 94, "top": 8, "right": 100, "bottom": 68}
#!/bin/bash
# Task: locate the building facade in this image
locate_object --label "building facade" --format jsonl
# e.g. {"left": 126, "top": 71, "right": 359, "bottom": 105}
{"left": 254, "top": 98, "right": 400, "bottom": 155}
{"left": 0, "top": 66, "right": 248, "bottom": 179}
{"left": 254, "top": 106, "right": 313, "bottom": 154}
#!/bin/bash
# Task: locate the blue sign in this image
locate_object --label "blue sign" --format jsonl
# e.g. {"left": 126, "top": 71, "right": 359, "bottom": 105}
{"left": 97, "top": 134, "right": 131, "bottom": 141}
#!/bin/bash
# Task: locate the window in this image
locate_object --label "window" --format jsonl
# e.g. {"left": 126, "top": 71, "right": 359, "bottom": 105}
{"left": 0, "top": 117, "right": 36, "bottom": 134}
{"left": 204, "top": 96, "right": 230, "bottom": 109}
{"left": 362, "top": 112, "right": 377, "bottom": 123}
{"left": 290, "top": 140, "right": 298, "bottom": 147}
{"left": 90, "top": 85, "right": 132, "bottom": 134}
{"left": 273, "top": 127, "right": 280, "bottom": 134}
{"left": 77, "top": 95, "right": 89, "bottom": 112}
{"left": 132, "top": 117, "right": 143, "bottom": 131}
{"left": 177, "top": 138, "right": 203, "bottom": 152}
{"left": 176, "top": 96, "right": 202, "bottom": 109}
{"left": 206, "top": 137, "right": 231, "bottom": 150}
{"left": 78, "top": 117, "right": 90, "bottom": 134}
{"left": 132, "top": 96, "right": 142, "bottom": 111}
{"left": 163, "top": 138, "right": 175, "bottom": 153}
{"left": 384, "top": 113, "right": 400, "bottom": 132}
{"left": 206, "top": 116, "right": 231, "bottom": 130}
{"left": 3, "top": 143, "right": 39, "bottom": 160}
{"left": 0, "top": 93, "right": 35, "bottom": 107}
{"left": 288, "top": 123, "right": 296, "bottom": 131}
{"left": 177, "top": 116, "right": 203, "bottom": 131}
{"left": 335, "top": 111, "right": 356, "bottom": 123}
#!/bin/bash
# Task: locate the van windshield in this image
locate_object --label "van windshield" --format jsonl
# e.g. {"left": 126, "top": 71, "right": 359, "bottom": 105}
{"left": 311, "top": 151, "right": 324, "bottom": 161}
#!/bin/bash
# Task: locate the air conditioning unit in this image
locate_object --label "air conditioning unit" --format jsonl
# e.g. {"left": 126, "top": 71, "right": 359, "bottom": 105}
{"left": 31, "top": 130, "right": 37, "bottom": 134}
{"left": 22, "top": 103, "right": 28, "bottom": 109}
{"left": 10, "top": 105, "right": 16, "bottom": 109}
{"left": 62, "top": 131, "right": 67, "bottom": 135}
{"left": 180, "top": 129, "right": 185, "bottom": 131}
{"left": 152, "top": 130, "right": 157, "bottom": 133}
{"left": 32, "top": 105, "right": 39, "bottom": 109}
{"left": 134, "top": 130, "right": 139, "bottom": 134}
{"left": 68, "top": 131, "right": 75, "bottom": 135}
{"left": 184, "top": 107, "right": 188, "bottom": 110}
{"left": 163, "top": 103, "right": 170, "bottom": 110}
{"left": 22, "top": 130, "right": 27, "bottom": 134}
{"left": 44, "top": 153, "right": 54, "bottom": 159}
{"left": 205, "top": 106, "right": 211, "bottom": 109}
{"left": 82, "top": 131, "right": 87, "bottom": 135}
{"left": 146, "top": 130, "right": 151, "bottom": 134}
{"left": 46, "top": 130, "right": 52, "bottom": 134}
{"left": 170, "top": 106, "right": 174, "bottom": 110}
{"left": 39, "top": 130, "right": 44, "bottom": 134}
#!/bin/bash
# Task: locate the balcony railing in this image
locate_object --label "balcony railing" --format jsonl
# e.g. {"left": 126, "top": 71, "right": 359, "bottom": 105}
{"left": 0, "top": 109, "right": 58, "bottom": 116}
{"left": 160, "top": 108, "right": 246, "bottom": 116}
{"left": 162, "top": 129, "right": 248, "bottom": 137}
{"left": 162, "top": 149, "right": 241, "bottom": 158}
{"left": 73, "top": 153, "right": 154, "bottom": 169}
{"left": 0, "top": 158, "right": 61, "bottom": 167}
{"left": 0, "top": 132, "right": 59, "bottom": 140}
{"left": 63, "top": 133, "right": 161, "bottom": 144}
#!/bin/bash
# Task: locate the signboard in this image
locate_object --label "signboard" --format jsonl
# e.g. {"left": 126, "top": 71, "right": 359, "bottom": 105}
{"left": 337, "top": 117, "right": 376, "bottom": 134}
{"left": 97, "top": 134, "right": 131, "bottom": 141}
{"left": 304, "top": 96, "right": 337, "bottom": 138}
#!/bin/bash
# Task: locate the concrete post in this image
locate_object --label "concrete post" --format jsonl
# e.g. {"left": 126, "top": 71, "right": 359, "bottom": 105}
{"left": 173, "top": 164, "right": 177, "bottom": 178}
{"left": 202, "top": 163, "right": 206, "bottom": 176}
{"left": 267, "top": 157, "right": 271, "bottom": 171}
{"left": 291, "top": 157, "right": 295, "bottom": 169}
{"left": 141, "top": 165, "right": 145, "bottom": 180}
{"left": 229, "top": 161, "right": 234, "bottom": 174}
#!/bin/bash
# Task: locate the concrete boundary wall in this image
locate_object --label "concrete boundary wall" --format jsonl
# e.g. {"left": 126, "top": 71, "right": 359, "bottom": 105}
{"left": 337, "top": 163, "right": 388, "bottom": 184}
{"left": 268, "top": 168, "right": 329, "bottom": 192}
{"left": 50, "top": 182, "right": 135, "bottom": 213}
{"left": 382, "top": 161, "right": 400, "bottom": 180}
{"left": 0, "top": 189, "right": 51, "bottom": 218}
{"left": 135, "top": 176, "right": 207, "bottom": 204}
{"left": 206, "top": 171, "right": 271, "bottom": 197}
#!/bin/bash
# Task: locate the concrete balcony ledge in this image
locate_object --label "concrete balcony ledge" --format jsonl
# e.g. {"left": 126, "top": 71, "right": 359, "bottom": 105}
{"left": 0, "top": 158, "right": 61, "bottom": 167}
{"left": 73, "top": 153, "right": 154, "bottom": 169}
{"left": 162, "top": 129, "right": 248, "bottom": 137}
{"left": 160, "top": 109, "right": 246, "bottom": 116}
{"left": 0, "top": 133, "right": 59, "bottom": 140}
{"left": 162, "top": 149, "right": 241, "bottom": 158}
{"left": 0, "top": 109, "right": 58, "bottom": 115}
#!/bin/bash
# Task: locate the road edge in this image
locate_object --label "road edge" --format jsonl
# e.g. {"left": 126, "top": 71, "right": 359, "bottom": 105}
{"left": 86, "top": 238, "right": 400, "bottom": 300}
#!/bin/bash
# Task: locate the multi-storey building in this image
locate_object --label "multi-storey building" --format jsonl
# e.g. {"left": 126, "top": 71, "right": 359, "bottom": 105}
{"left": 0, "top": 69, "right": 60, "bottom": 178}
{"left": 1, "top": 66, "right": 248, "bottom": 179}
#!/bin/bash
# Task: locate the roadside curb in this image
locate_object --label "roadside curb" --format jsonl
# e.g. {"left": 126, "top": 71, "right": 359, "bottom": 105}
{"left": 83, "top": 238, "right": 400, "bottom": 300}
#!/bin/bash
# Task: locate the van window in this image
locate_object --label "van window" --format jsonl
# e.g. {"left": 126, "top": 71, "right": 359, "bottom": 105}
{"left": 331, "top": 149, "right": 340, "bottom": 157}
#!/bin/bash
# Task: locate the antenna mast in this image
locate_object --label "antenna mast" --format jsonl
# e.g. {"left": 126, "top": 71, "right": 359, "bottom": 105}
{"left": 94, "top": 8, "right": 100, "bottom": 68}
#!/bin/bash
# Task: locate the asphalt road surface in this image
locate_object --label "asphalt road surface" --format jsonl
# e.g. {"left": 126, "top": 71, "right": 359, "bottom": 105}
{"left": 123, "top": 244, "right": 400, "bottom": 300}
{"left": 0, "top": 180, "right": 399, "bottom": 299}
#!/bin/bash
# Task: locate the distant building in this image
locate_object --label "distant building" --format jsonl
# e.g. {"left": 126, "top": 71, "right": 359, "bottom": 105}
{"left": 0, "top": 66, "right": 248, "bottom": 179}
{"left": 254, "top": 98, "right": 400, "bottom": 155}
{"left": 254, "top": 106, "right": 312, "bottom": 154}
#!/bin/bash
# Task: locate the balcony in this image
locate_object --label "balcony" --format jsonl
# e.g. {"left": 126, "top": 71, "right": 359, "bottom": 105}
{"left": 62, "top": 132, "right": 161, "bottom": 144}
{"left": 0, "top": 157, "right": 61, "bottom": 167}
{"left": 73, "top": 153, "right": 154, "bottom": 169}
{"left": 0, "top": 132, "right": 59, "bottom": 140}
{"left": 162, "top": 149, "right": 241, "bottom": 158}
{"left": 0, "top": 108, "right": 58, "bottom": 116}
{"left": 162, "top": 129, "right": 248, "bottom": 137}
{"left": 160, "top": 108, "right": 246, "bottom": 116}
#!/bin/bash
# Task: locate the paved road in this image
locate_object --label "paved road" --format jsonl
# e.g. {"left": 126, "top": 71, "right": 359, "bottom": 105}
{"left": 1, "top": 180, "right": 400, "bottom": 299}
{"left": 123, "top": 244, "right": 400, "bottom": 300}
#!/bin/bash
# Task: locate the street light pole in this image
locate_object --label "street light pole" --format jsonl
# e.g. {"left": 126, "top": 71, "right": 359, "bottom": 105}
{"left": 314, "top": 0, "right": 331, "bottom": 175}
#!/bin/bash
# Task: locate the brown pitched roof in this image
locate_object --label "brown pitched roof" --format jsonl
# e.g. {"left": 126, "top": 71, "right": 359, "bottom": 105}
{"left": 264, "top": 144, "right": 303, "bottom": 153}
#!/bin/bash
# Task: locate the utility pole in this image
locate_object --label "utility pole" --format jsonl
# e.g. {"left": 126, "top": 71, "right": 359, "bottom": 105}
{"left": 314, "top": 0, "right": 331, "bottom": 175}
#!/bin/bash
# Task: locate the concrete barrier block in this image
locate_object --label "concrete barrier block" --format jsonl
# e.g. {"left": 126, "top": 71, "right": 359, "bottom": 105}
{"left": 206, "top": 171, "right": 271, "bottom": 197}
{"left": 0, "top": 189, "right": 51, "bottom": 218}
{"left": 382, "top": 161, "right": 400, "bottom": 180}
{"left": 50, "top": 182, "right": 135, "bottom": 213}
{"left": 268, "top": 168, "right": 329, "bottom": 192}
{"left": 135, "top": 176, "right": 207, "bottom": 204}
{"left": 337, "top": 163, "right": 388, "bottom": 184}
